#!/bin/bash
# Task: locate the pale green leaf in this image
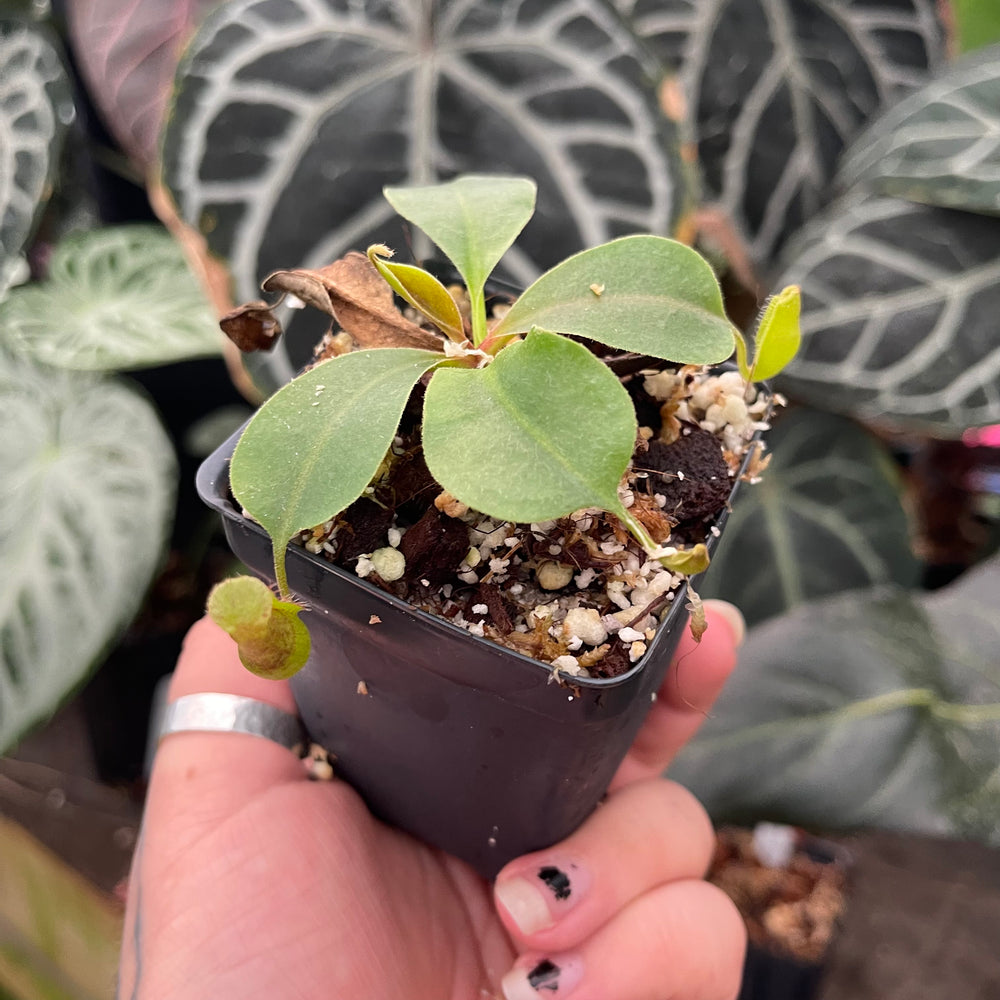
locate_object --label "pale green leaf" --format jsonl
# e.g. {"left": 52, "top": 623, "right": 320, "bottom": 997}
{"left": 492, "top": 236, "right": 736, "bottom": 365}
{"left": 367, "top": 246, "right": 464, "bottom": 341}
{"left": 230, "top": 348, "right": 444, "bottom": 594}
{"left": 422, "top": 329, "right": 635, "bottom": 523}
{"left": 749, "top": 285, "right": 801, "bottom": 381}
{"left": 0, "top": 349, "right": 176, "bottom": 751}
{"left": 952, "top": 0, "right": 1000, "bottom": 53}
{"left": 0, "top": 226, "right": 222, "bottom": 371}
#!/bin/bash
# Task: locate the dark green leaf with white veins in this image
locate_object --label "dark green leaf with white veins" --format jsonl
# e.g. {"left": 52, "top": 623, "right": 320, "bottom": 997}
{"left": 422, "top": 329, "right": 636, "bottom": 523}
{"left": 230, "top": 348, "right": 444, "bottom": 593}
{"left": 493, "top": 236, "right": 736, "bottom": 365}
{"left": 838, "top": 45, "right": 1000, "bottom": 215}
{"left": 0, "top": 226, "right": 222, "bottom": 371}
{"left": 0, "top": 20, "right": 73, "bottom": 296}
{"left": 161, "top": 0, "right": 687, "bottom": 377}
{"left": 774, "top": 190, "right": 1000, "bottom": 435}
{"left": 0, "top": 349, "right": 176, "bottom": 751}
{"left": 700, "top": 407, "right": 919, "bottom": 627}
{"left": 614, "top": 0, "right": 944, "bottom": 266}
{"left": 672, "top": 556, "right": 1000, "bottom": 846}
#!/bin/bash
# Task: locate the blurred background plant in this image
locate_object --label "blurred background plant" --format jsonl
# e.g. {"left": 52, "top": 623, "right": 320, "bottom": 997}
{"left": 1, "top": 0, "right": 1000, "bottom": 995}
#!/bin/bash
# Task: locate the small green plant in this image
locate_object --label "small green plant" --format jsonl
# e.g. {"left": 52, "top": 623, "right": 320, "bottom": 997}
{"left": 209, "top": 174, "right": 799, "bottom": 676}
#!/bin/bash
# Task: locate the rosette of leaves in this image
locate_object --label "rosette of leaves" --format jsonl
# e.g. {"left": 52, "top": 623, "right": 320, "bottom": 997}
{"left": 613, "top": 0, "right": 945, "bottom": 267}
{"left": 210, "top": 174, "right": 800, "bottom": 676}
{"left": 160, "top": 0, "right": 689, "bottom": 388}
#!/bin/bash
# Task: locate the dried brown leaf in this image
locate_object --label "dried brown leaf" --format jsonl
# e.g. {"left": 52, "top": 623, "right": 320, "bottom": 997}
{"left": 220, "top": 301, "right": 282, "bottom": 352}
{"left": 686, "top": 587, "right": 707, "bottom": 643}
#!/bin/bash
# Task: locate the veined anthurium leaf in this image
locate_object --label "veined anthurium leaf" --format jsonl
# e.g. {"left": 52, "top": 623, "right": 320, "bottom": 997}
{"left": 614, "top": 0, "right": 944, "bottom": 265}
{"left": 207, "top": 576, "right": 310, "bottom": 679}
{"left": 422, "top": 329, "right": 635, "bottom": 523}
{"left": 774, "top": 190, "right": 1000, "bottom": 435}
{"left": 493, "top": 236, "right": 736, "bottom": 365}
{"left": 837, "top": 45, "right": 1000, "bottom": 216}
{"left": 230, "top": 348, "right": 444, "bottom": 594}
{"left": 0, "top": 226, "right": 222, "bottom": 371}
{"left": 367, "top": 245, "right": 464, "bottom": 342}
{"left": 0, "top": 21, "right": 73, "bottom": 296}
{"left": 0, "top": 348, "right": 176, "bottom": 752}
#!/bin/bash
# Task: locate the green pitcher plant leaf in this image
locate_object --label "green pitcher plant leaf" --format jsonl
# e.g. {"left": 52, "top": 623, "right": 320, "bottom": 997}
{"left": 744, "top": 285, "right": 802, "bottom": 382}
{"left": 384, "top": 176, "right": 537, "bottom": 345}
{"left": 230, "top": 348, "right": 445, "bottom": 595}
{"left": 207, "top": 576, "right": 310, "bottom": 679}
{"left": 367, "top": 245, "right": 465, "bottom": 343}
{"left": 492, "top": 236, "right": 737, "bottom": 365}
{"left": 422, "top": 329, "right": 635, "bottom": 524}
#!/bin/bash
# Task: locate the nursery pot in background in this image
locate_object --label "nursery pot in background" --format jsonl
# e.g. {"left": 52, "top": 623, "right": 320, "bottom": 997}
{"left": 197, "top": 419, "right": 760, "bottom": 878}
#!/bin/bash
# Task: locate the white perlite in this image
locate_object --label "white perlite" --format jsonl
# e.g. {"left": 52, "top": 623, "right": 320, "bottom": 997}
{"left": 370, "top": 547, "right": 406, "bottom": 582}
{"left": 562, "top": 607, "right": 608, "bottom": 647}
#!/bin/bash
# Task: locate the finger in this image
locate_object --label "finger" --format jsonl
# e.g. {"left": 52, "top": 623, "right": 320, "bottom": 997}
{"left": 148, "top": 617, "right": 307, "bottom": 838}
{"left": 494, "top": 779, "right": 714, "bottom": 950}
{"left": 612, "top": 600, "right": 744, "bottom": 789}
{"left": 500, "top": 879, "right": 746, "bottom": 1000}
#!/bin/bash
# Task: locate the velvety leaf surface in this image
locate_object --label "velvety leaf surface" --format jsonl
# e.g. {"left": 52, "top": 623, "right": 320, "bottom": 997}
{"left": 422, "top": 330, "right": 636, "bottom": 522}
{"left": 699, "top": 407, "right": 919, "bottom": 626}
{"left": 838, "top": 45, "right": 1000, "bottom": 215}
{"left": 0, "top": 20, "right": 72, "bottom": 296}
{"left": 615, "top": 0, "right": 944, "bottom": 266}
{"left": 0, "top": 350, "right": 176, "bottom": 751}
{"left": 493, "top": 235, "right": 736, "bottom": 364}
{"left": 161, "top": 0, "right": 687, "bottom": 378}
{"left": 774, "top": 191, "right": 1000, "bottom": 434}
{"left": 65, "top": 0, "right": 217, "bottom": 166}
{"left": 672, "top": 556, "right": 1000, "bottom": 846}
{"left": 0, "top": 225, "right": 223, "bottom": 370}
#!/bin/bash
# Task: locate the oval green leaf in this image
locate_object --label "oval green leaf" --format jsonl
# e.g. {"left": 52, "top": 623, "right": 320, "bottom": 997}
{"left": 749, "top": 285, "right": 801, "bottom": 381}
{"left": 0, "top": 349, "right": 176, "bottom": 751}
{"left": 0, "top": 226, "right": 223, "bottom": 371}
{"left": 367, "top": 246, "right": 464, "bottom": 341}
{"left": 422, "top": 329, "right": 635, "bottom": 523}
{"left": 231, "top": 348, "right": 444, "bottom": 594}
{"left": 492, "top": 236, "right": 737, "bottom": 365}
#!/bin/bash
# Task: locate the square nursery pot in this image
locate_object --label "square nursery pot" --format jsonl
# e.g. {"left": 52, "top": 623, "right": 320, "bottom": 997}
{"left": 197, "top": 421, "right": 760, "bottom": 878}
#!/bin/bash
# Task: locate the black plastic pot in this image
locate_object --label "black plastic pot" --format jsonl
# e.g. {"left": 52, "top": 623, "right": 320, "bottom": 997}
{"left": 197, "top": 427, "right": 751, "bottom": 878}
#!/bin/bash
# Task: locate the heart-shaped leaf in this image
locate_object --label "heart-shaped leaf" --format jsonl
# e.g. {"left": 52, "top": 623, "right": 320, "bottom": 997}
{"left": 0, "top": 349, "right": 176, "bottom": 752}
{"left": 422, "top": 329, "right": 635, "bottom": 523}
{"left": 0, "top": 20, "right": 72, "bottom": 296}
{"left": 700, "top": 407, "right": 920, "bottom": 626}
{"left": 493, "top": 236, "right": 736, "bottom": 364}
{"left": 673, "top": 556, "right": 1000, "bottom": 846}
{"left": 0, "top": 226, "right": 223, "bottom": 371}
{"left": 614, "top": 0, "right": 945, "bottom": 266}
{"left": 65, "top": 0, "right": 217, "bottom": 167}
{"left": 774, "top": 190, "right": 1000, "bottom": 435}
{"left": 160, "top": 0, "right": 688, "bottom": 383}
{"left": 230, "top": 348, "right": 445, "bottom": 594}
{"left": 838, "top": 45, "right": 1000, "bottom": 216}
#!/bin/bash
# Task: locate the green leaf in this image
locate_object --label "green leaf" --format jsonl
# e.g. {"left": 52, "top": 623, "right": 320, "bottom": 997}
{"left": 230, "top": 348, "right": 444, "bottom": 595}
{"left": 748, "top": 285, "right": 801, "bottom": 381}
{"left": 700, "top": 408, "right": 920, "bottom": 627}
{"left": 0, "top": 349, "right": 176, "bottom": 751}
{"left": 0, "top": 226, "right": 222, "bottom": 371}
{"left": 952, "top": 0, "right": 1000, "bottom": 53}
{"left": 207, "top": 576, "right": 310, "bottom": 679}
{"left": 422, "top": 329, "right": 635, "bottom": 523}
{"left": 367, "top": 245, "right": 464, "bottom": 342}
{"left": 672, "top": 555, "right": 1000, "bottom": 846}
{"left": 492, "top": 236, "right": 736, "bottom": 365}
{"left": 384, "top": 176, "right": 536, "bottom": 345}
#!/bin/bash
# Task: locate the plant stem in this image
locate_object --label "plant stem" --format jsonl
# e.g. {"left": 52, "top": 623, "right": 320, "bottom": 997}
{"left": 273, "top": 551, "right": 290, "bottom": 601}
{"left": 470, "top": 287, "right": 487, "bottom": 346}
{"left": 617, "top": 507, "right": 659, "bottom": 554}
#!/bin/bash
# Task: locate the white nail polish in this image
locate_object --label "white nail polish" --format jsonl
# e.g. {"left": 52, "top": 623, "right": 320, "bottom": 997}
{"left": 495, "top": 876, "right": 554, "bottom": 935}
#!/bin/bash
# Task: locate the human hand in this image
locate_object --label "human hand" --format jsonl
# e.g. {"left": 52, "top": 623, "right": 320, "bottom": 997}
{"left": 118, "top": 601, "right": 747, "bottom": 999}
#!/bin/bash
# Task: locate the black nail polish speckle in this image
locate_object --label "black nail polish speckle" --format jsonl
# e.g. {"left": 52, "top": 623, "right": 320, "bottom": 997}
{"left": 538, "top": 866, "right": 571, "bottom": 901}
{"left": 528, "top": 959, "right": 561, "bottom": 992}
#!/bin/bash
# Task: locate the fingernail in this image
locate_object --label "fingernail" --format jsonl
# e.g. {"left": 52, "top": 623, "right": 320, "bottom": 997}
{"left": 495, "top": 876, "right": 554, "bottom": 935}
{"left": 501, "top": 955, "right": 584, "bottom": 999}
{"left": 702, "top": 599, "right": 746, "bottom": 647}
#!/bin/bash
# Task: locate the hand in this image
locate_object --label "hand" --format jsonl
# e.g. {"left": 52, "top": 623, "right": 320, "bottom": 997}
{"left": 118, "top": 601, "right": 747, "bottom": 1000}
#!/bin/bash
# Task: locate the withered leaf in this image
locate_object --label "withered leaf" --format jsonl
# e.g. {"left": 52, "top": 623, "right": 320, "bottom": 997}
{"left": 220, "top": 301, "right": 282, "bottom": 352}
{"left": 263, "top": 252, "right": 444, "bottom": 351}
{"left": 686, "top": 587, "right": 707, "bottom": 643}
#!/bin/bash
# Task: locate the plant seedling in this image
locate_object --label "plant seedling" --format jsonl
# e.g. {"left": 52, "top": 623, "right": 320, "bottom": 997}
{"left": 208, "top": 174, "right": 800, "bottom": 676}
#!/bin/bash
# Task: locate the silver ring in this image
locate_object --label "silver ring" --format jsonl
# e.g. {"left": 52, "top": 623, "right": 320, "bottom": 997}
{"left": 159, "top": 693, "right": 307, "bottom": 756}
